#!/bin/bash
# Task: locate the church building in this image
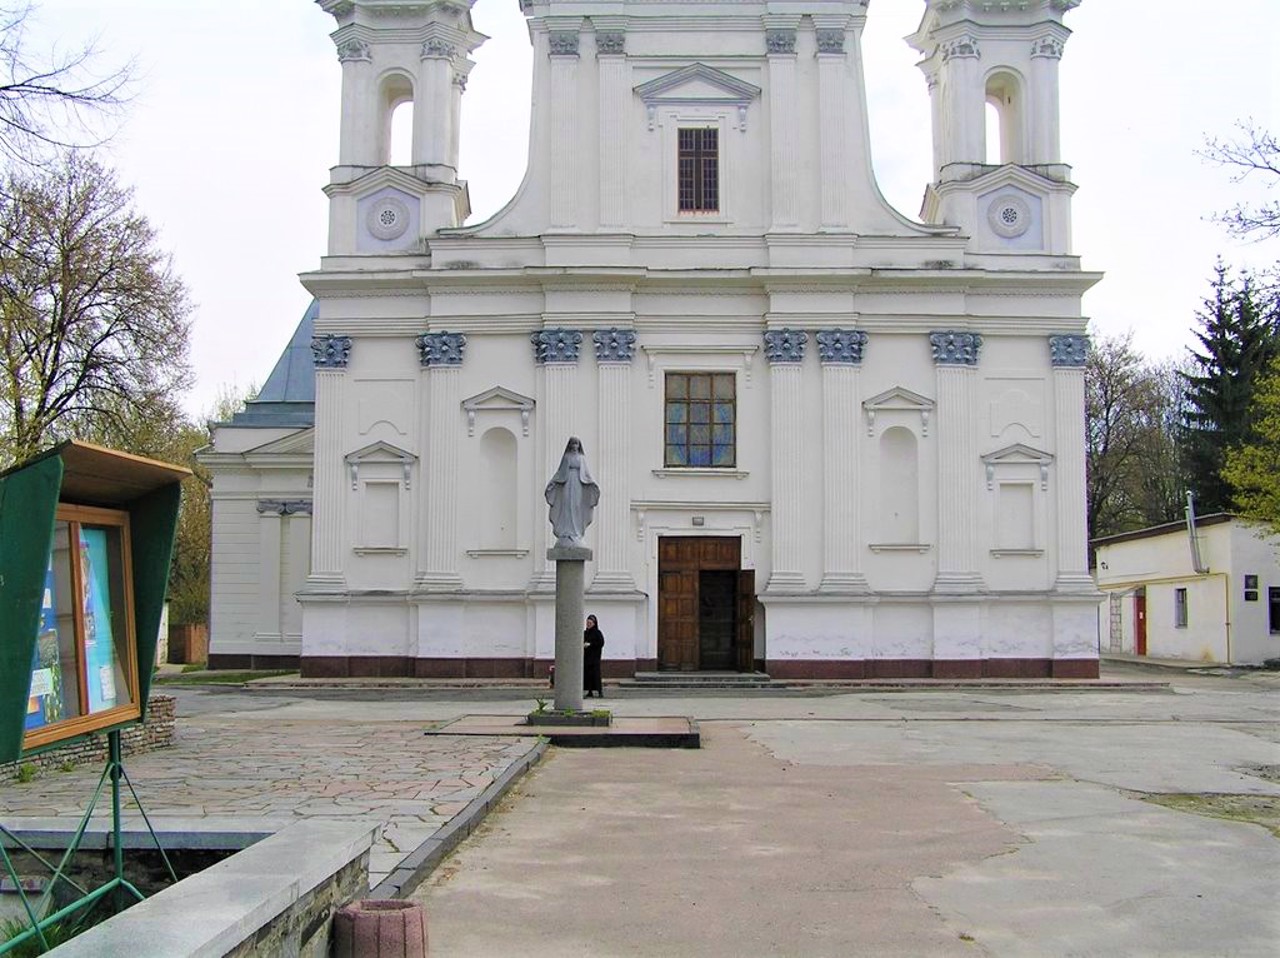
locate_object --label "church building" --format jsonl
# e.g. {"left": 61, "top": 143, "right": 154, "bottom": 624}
{"left": 202, "top": 0, "right": 1101, "bottom": 679}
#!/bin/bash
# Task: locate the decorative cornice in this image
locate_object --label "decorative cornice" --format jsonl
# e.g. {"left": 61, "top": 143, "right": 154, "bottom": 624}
{"left": 549, "top": 31, "right": 580, "bottom": 57}
{"left": 593, "top": 327, "right": 637, "bottom": 363}
{"left": 929, "top": 331, "right": 983, "bottom": 366}
{"left": 1031, "top": 36, "right": 1065, "bottom": 59}
{"left": 421, "top": 38, "right": 456, "bottom": 60}
{"left": 940, "top": 36, "right": 980, "bottom": 61}
{"left": 312, "top": 335, "right": 352, "bottom": 369}
{"left": 815, "top": 30, "right": 846, "bottom": 55}
{"left": 532, "top": 328, "right": 583, "bottom": 364}
{"left": 763, "top": 328, "right": 807, "bottom": 364}
{"left": 335, "top": 39, "right": 371, "bottom": 63}
{"left": 257, "top": 499, "right": 313, "bottom": 516}
{"left": 765, "top": 29, "right": 797, "bottom": 55}
{"left": 596, "top": 31, "right": 625, "bottom": 55}
{"left": 417, "top": 331, "right": 466, "bottom": 367}
{"left": 1048, "top": 334, "right": 1088, "bottom": 367}
{"left": 816, "top": 328, "right": 868, "bottom": 365}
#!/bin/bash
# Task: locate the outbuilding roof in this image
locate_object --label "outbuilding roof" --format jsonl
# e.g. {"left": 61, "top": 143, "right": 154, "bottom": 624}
{"left": 227, "top": 301, "right": 317, "bottom": 428}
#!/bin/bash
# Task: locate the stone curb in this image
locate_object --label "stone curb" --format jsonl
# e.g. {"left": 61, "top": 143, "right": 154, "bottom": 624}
{"left": 369, "top": 738, "right": 549, "bottom": 900}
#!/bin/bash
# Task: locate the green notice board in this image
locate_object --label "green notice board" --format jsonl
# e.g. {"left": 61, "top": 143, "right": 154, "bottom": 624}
{"left": 0, "top": 442, "right": 188, "bottom": 763}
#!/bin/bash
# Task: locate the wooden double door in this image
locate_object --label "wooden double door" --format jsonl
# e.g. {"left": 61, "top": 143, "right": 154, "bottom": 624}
{"left": 658, "top": 536, "right": 755, "bottom": 672}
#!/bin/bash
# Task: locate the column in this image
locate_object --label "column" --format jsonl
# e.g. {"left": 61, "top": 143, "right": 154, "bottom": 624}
{"left": 417, "top": 38, "right": 456, "bottom": 171}
{"left": 931, "top": 331, "right": 983, "bottom": 593}
{"left": 1030, "top": 36, "right": 1065, "bottom": 166}
{"left": 1049, "top": 334, "right": 1092, "bottom": 592}
{"left": 416, "top": 331, "right": 466, "bottom": 590}
{"left": 307, "top": 335, "right": 352, "bottom": 590}
{"left": 591, "top": 328, "right": 637, "bottom": 591}
{"left": 814, "top": 22, "right": 850, "bottom": 228}
{"left": 255, "top": 501, "right": 284, "bottom": 640}
{"left": 334, "top": 41, "right": 377, "bottom": 167}
{"left": 595, "top": 26, "right": 627, "bottom": 229}
{"left": 531, "top": 328, "right": 584, "bottom": 588}
{"left": 765, "top": 22, "right": 800, "bottom": 229}
{"left": 940, "top": 37, "right": 983, "bottom": 168}
{"left": 817, "top": 330, "right": 870, "bottom": 593}
{"left": 549, "top": 29, "right": 581, "bottom": 229}
{"left": 764, "top": 329, "right": 808, "bottom": 592}
{"left": 449, "top": 66, "right": 472, "bottom": 171}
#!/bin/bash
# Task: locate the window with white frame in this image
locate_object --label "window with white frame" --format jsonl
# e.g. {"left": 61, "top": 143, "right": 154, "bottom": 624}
{"left": 664, "top": 371, "right": 735, "bottom": 467}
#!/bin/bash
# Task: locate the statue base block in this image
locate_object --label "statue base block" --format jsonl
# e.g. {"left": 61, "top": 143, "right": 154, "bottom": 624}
{"left": 547, "top": 545, "right": 593, "bottom": 562}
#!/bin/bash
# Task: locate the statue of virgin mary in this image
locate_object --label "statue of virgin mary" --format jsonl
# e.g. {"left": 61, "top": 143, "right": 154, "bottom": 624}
{"left": 545, "top": 437, "right": 600, "bottom": 546}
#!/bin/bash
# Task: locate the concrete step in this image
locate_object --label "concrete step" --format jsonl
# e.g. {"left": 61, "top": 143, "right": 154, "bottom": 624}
{"left": 618, "top": 672, "right": 780, "bottom": 691}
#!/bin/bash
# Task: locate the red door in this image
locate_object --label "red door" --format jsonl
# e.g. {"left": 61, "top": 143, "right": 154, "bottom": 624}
{"left": 1135, "top": 590, "right": 1147, "bottom": 656}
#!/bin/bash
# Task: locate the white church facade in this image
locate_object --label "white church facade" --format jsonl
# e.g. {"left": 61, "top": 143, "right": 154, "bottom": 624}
{"left": 202, "top": 0, "right": 1102, "bottom": 679}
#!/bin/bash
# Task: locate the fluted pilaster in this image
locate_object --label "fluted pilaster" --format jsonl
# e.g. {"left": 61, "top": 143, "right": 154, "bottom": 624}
{"left": 1050, "top": 336, "right": 1091, "bottom": 591}
{"left": 531, "top": 329, "right": 583, "bottom": 588}
{"left": 416, "top": 42, "right": 456, "bottom": 169}
{"left": 766, "top": 24, "right": 800, "bottom": 229}
{"left": 765, "top": 328, "right": 807, "bottom": 591}
{"left": 549, "top": 31, "right": 581, "bottom": 230}
{"left": 596, "top": 29, "right": 627, "bottom": 229}
{"left": 816, "top": 27, "right": 850, "bottom": 228}
{"left": 591, "top": 329, "right": 635, "bottom": 590}
{"left": 931, "top": 331, "right": 983, "bottom": 592}
{"left": 308, "top": 366, "right": 348, "bottom": 589}
{"left": 420, "top": 366, "right": 463, "bottom": 589}
{"left": 818, "top": 333, "right": 869, "bottom": 593}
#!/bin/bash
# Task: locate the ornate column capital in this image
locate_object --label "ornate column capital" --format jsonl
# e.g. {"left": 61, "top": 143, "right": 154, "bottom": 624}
{"left": 940, "top": 36, "right": 981, "bottom": 61}
{"left": 592, "top": 327, "right": 636, "bottom": 363}
{"left": 765, "top": 29, "right": 797, "bottom": 55}
{"left": 816, "top": 329, "right": 868, "bottom": 365}
{"left": 336, "top": 39, "right": 371, "bottom": 63}
{"left": 763, "top": 328, "right": 808, "bottom": 364}
{"left": 417, "top": 331, "right": 467, "bottom": 367}
{"left": 532, "top": 328, "right": 583, "bottom": 364}
{"left": 1031, "top": 36, "right": 1066, "bottom": 59}
{"left": 1048, "top": 334, "right": 1088, "bottom": 367}
{"left": 595, "top": 31, "right": 625, "bottom": 56}
{"left": 421, "top": 38, "right": 457, "bottom": 60}
{"left": 815, "top": 30, "right": 846, "bottom": 55}
{"left": 930, "top": 331, "right": 983, "bottom": 366}
{"left": 312, "top": 335, "right": 352, "bottom": 369}
{"left": 549, "top": 31, "right": 580, "bottom": 57}
{"left": 257, "top": 499, "right": 314, "bottom": 516}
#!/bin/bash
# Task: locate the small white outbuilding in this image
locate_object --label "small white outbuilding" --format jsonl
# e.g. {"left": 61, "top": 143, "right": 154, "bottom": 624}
{"left": 1094, "top": 515, "right": 1280, "bottom": 667}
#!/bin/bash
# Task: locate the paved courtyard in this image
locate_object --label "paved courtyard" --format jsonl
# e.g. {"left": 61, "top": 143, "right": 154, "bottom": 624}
{"left": 1, "top": 663, "right": 1277, "bottom": 955}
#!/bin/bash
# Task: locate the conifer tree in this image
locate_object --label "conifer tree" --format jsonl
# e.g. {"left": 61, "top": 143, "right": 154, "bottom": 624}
{"left": 1180, "top": 261, "right": 1279, "bottom": 513}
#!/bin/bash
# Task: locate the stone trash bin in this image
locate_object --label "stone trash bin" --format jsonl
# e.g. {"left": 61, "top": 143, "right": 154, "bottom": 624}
{"left": 333, "top": 900, "right": 428, "bottom": 957}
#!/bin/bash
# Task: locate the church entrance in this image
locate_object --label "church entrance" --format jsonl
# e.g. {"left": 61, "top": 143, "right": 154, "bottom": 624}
{"left": 657, "top": 536, "right": 755, "bottom": 671}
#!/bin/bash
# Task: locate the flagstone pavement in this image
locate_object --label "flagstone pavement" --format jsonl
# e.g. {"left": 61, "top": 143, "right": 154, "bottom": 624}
{"left": 0, "top": 712, "right": 541, "bottom": 887}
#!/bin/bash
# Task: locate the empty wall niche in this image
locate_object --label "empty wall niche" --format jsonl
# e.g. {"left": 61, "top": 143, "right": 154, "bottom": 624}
{"left": 479, "top": 426, "right": 518, "bottom": 550}
{"left": 879, "top": 426, "right": 920, "bottom": 544}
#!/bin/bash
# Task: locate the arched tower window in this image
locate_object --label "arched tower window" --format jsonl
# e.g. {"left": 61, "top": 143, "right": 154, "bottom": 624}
{"left": 984, "top": 71, "right": 1023, "bottom": 165}
{"left": 479, "top": 427, "right": 518, "bottom": 549}
{"left": 379, "top": 73, "right": 415, "bottom": 166}
{"left": 879, "top": 426, "right": 920, "bottom": 543}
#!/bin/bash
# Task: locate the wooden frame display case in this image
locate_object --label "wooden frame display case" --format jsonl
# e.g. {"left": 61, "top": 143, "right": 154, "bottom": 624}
{"left": 0, "top": 441, "right": 189, "bottom": 762}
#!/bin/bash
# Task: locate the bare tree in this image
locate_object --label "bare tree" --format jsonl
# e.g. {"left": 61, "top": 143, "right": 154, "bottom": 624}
{"left": 0, "top": 151, "right": 191, "bottom": 465}
{"left": 0, "top": 1, "right": 132, "bottom": 165}
{"left": 1200, "top": 119, "right": 1280, "bottom": 241}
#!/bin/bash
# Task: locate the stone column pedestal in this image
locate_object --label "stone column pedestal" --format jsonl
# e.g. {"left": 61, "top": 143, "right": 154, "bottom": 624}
{"left": 550, "top": 545, "right": 591, "bottom": 711}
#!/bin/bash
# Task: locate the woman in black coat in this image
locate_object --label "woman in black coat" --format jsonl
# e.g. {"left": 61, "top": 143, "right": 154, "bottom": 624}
{"left": 583, "top": 614, "right": 604, "bottom": 698}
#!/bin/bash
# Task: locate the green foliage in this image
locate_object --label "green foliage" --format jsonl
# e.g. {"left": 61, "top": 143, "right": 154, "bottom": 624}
{"left": 14, "top": 762, "right": 35, "bottom": 783}
{"left": 533, "top": 697, "right": 548, "bottom": 714}
{"left": 57, "top": 759, "right": 75, "bottom": 773}
{"left": 0, "top": 916, "right": 80, "bottom": 956}
{"left": 1086, "top": 331, "right": 1188, "bottom": 540}
{"left": 1181, "top": 261, "right": 1279, "bottom": 514}
{"left": 1223, "top": 359, "right": 1280, "bottom": 536}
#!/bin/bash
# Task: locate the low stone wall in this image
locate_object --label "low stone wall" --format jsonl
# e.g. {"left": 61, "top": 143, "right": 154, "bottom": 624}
{"left": 0, "top": 695, "right": 176, "bottom": 785}
{"left": 48, "top": 820, "right": 379, "bottom": 958}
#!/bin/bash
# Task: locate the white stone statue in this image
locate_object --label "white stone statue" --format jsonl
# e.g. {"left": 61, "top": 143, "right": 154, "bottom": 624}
{"left": 545, "top": 437, "right": 600, "bottom": 547}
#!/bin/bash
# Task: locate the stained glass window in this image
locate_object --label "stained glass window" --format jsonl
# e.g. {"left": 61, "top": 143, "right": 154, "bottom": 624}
{"left": 665, "top": 373, "right": 735, "bottom": 467}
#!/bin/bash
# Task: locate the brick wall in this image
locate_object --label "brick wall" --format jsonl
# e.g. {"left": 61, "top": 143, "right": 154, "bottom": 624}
{"left": 0, "top": 695, "right": 176, "bottom": 785}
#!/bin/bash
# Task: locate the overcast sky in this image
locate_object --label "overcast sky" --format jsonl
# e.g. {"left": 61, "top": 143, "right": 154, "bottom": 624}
{"left": 22, "top": 0, "right": 1280, "bottom": 418}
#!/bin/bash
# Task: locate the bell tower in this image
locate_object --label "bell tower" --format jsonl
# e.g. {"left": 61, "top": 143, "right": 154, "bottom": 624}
{"left": 909, "top": 0, "right": 1080, "bottom": 255}
{"left": 316, "top": 0, "right": 487, "bottom": 254}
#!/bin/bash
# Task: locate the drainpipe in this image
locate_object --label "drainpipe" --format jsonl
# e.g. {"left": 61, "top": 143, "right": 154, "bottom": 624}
{"left": 1185, "top": 492, "right": 1209, "bottom": 574}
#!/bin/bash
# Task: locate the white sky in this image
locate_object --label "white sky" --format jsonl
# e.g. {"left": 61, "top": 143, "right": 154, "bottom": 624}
{"left": 22, "top": 0, "right": 1280, "bottom": 418}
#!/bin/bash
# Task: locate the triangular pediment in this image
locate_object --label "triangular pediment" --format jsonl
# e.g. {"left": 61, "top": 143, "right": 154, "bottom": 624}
{"left": 345, "top": 440, "right": 416, "bottom": 465}
{"left": 982, "top": 442, "right": 1054, "bottom": 467}
{"left": 863, "top": 386, "right": 935, "bottom": 412}
{"left": 462, "top": 385, "right": 534, "bottom": 413}
{"left": 967, "top": 162, "right": 1077, "bottom": 199}
{"left": 634, "top": 63, "right": 761, "bottom": 106}
{"left": 247, "top": 428, "right": 314, "bottom": 457}
{"left": 323, "top": 165, "right": 433, "bottom": 200}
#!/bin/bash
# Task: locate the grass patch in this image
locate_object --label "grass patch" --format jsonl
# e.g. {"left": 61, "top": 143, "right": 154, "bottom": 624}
{"left": 1142, "top": 793, "right": 1280, "bottom": 838}
{"left": 0, "top": 917, "right": 80, "bottom": 956}
{"left": 154, "top": 669, "right": 297, "bottom": 685}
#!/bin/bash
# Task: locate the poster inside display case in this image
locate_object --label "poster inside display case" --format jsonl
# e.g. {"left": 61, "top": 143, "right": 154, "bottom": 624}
{"left": 0, "top": 440, "right": 188, "bottom": 763}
